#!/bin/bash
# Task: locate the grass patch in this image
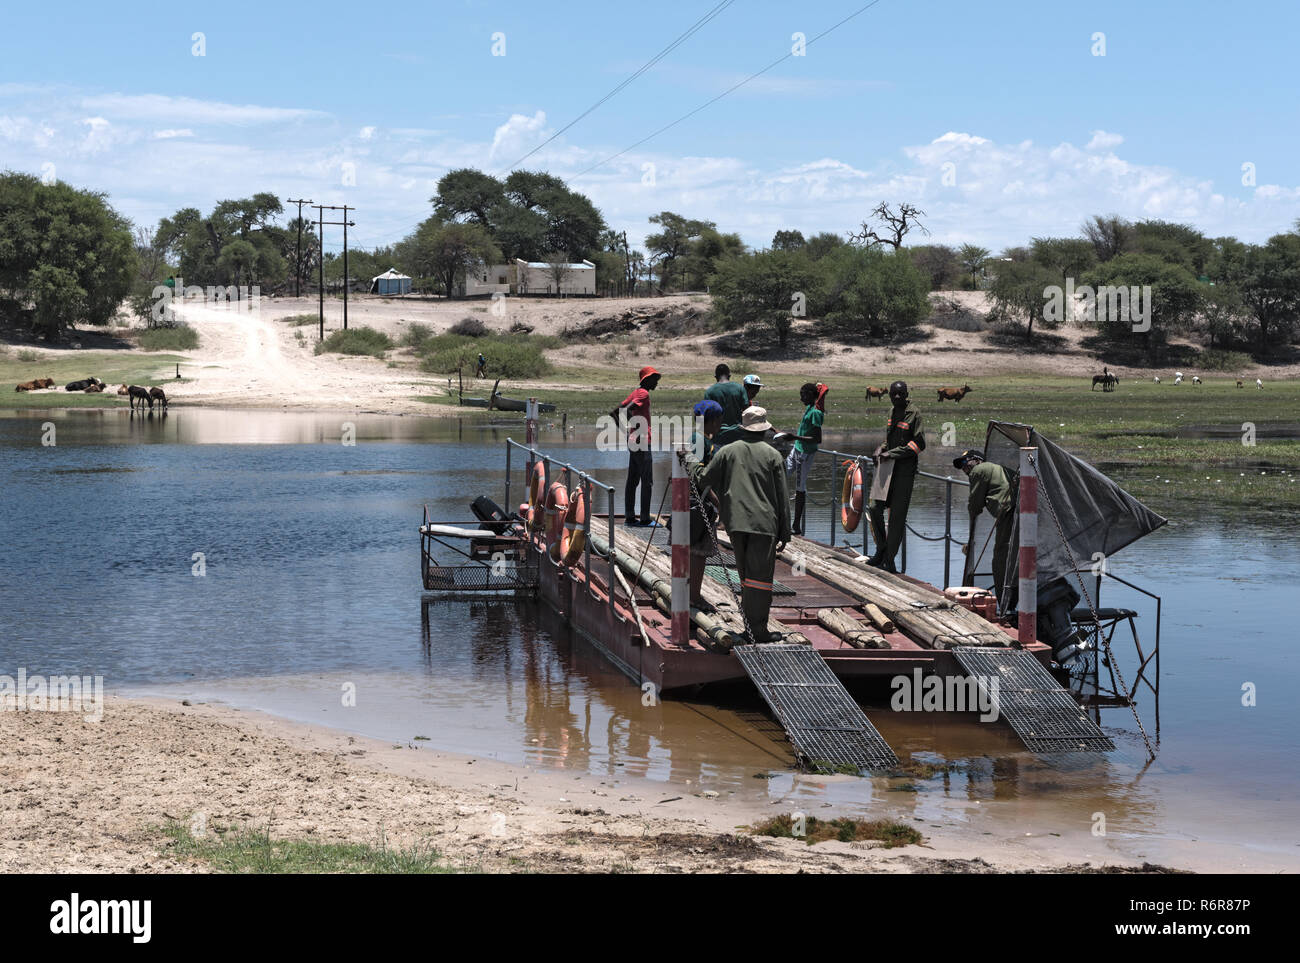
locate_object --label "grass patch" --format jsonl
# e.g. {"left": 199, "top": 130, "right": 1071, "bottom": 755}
{"left": 1198, "top": 348, "right": 1253, "bottom": 372}
{"left": 418, "top": 333, "right": 553, "bottom": 379}
{"left": 0, "top": 350, "right": 188, "bottom": 408}
{"left": 137, "top": 325, "right": 200, "bottom": 351}
{"left": 750, "top": 814, "right": 923, "bottom": 848}
{"left": 159, "top": 820, "right": 456, "bottom": 874}
{"left": 278, "top": 313, "right": 320, "bottom": 327}
{"left": 400, "top": 322, "right": 435, "bottom": 349}
{"left": 314, "top": 326, "right": 394, "bottom": 358}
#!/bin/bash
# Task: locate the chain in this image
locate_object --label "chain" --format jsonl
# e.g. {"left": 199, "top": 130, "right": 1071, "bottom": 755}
{"left": 1029, "top": 452, "right": 1156, "bottom": 759}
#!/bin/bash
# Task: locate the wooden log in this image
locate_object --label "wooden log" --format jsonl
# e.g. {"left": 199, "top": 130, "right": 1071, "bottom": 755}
{"left": 817, "top": 608, "right": 890, "bottom": 649}
{"left": 862, "top": 602, "right": 895, "bottom": 634}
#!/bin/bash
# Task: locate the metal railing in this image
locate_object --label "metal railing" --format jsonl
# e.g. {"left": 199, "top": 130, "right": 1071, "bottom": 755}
{"left": 505, "top": 439, "right": 623, "bottom": 629}
{"left": 822, "top": 448, "right": 971, "bottom": 589}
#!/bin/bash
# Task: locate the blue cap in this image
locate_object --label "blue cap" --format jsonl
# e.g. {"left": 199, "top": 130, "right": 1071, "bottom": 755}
{"left": 693, "top": 399, "right": 723, "bottom": 418}
{"left": 743, "top": 373, "right": 763, "bottom": 386}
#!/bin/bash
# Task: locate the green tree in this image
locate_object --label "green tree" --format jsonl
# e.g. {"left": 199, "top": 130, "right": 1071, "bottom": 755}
{"left": 1083, "top": 253, "right": 1203, "bottom": 360}
{"left": 1224, "top": 233, "right": 1300, "bottom": 354}
{"left": 772, "top": 229, "right": 806, "bottom": 251}
{"left": 958, "top": 244, "right": 991, "bottom": 284}
{"left": 646, "top": 212, "right": 711, "bottom": 293}
{"left": 1081, "top": 214, "right": 1133, "bottom": 262}
{"left": 1029, "top": 237, "right": 1097, "bottom": 281}
{"left": 907, "top": 244, "right": 960, "bottom": 290}
{"left": 157, "top": 194, "right": 286, "bottom": 289}
{"left": 398, "top": 218, "right": 501, "bottom": 298}
{"left": 818, "top": 246, "right": 930, "bottom": 339}
{"left": 988, "top": 259, "right": 1061, "bottom": 340}
{"left": 804, "top": 232, "right": 848, "bottom": 261}
{"left": 1133, "top": 220, "right": 1214, "bottom": 275}
{"left": 709, "top": 249, "right": 819, "bottom": 347}
{"left": 0, "top": 171, "right": 136, "bottom": 338}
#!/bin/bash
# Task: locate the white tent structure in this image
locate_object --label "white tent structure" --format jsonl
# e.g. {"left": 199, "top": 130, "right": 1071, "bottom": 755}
{"left": 370, "top": 268, "right": 412, "bottom": 295}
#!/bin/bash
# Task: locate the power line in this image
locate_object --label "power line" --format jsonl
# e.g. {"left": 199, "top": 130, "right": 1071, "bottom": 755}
{"left": 571, "top": 0, "right": 886, "bottom": 181}
{"left": 500, "top": 0, "right": 738, "bottom": 174}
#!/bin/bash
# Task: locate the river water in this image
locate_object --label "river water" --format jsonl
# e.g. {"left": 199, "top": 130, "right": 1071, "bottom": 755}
{"left": 1, "top": 407, "right": 1295, "bottom": 870}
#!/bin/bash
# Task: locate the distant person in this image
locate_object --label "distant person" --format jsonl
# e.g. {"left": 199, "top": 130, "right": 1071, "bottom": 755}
{"left": 866, "top": 380, "right": 925, "bottom": 573}
{"left": 476, "top": 352, "right": 487, "bottom": 378}
{"left": 785, "top": 382, "right": 828, "bottom": 536}
{"left": 687, "top": 405, "right": 790, "bottom": 644}
{"left": 611, "top": 365, "right": 662, "bottom": 526}
{"left": 685, "top": 399, "right": 724, "bottom": 607}
{"left": 954, "top": 449, "right": 1014, "bottom": 600}
{"left": 743, "top": 373, "right": 763, "bottom": 406}
{"left": 706, "top": 363, "right": 749, "bottom": 447}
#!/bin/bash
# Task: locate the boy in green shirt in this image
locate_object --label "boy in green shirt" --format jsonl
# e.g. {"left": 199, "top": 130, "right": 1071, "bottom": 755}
{"left": 705, "top": 363, "right": 749, "bottom": 447}
{"left": 784, "top": 382, "right": 827, "bottom": 535}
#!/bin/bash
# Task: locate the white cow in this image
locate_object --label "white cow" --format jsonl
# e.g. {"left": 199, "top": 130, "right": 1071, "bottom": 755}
{"left": 1257, "top": 378, "right": 1264, "bottom": 389}
{"left": 1174, "top": 372, "right": 1184, "bottom": 385}
{"left": 1192, "top": 375, "right": 1202, "bottom": 385}
{"left": 1153, "top": 376, "right": 1161, "bottom": 383}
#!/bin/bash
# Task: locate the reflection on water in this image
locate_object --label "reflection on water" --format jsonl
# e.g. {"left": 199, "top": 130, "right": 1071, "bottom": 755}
{"left": 1, "top": 407, "right": 1297, "bottom": 867}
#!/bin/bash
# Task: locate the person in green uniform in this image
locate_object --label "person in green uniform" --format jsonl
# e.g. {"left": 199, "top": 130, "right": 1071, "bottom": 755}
{"left": 684, "top": 399, "right": 724, "bottom": 607}
{"left": 686, "top": 406, "right": 791, "bottom": 644}
{"left": 866, "top": 380, "right": 925, "bottom": 573}
{"left": 954, "top": 449, "right": 1014, "bottom": 600}
{"left": 785, "top": 382, "right": 828, "bottom": 535}
{"left": 705, "top": 363, "right": 749, "bottom": 447}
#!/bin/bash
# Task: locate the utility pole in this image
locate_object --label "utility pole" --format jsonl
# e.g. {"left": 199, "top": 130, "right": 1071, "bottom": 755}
{"left": 313, "top": 204, "right": 357, "bottom": 340}
{"left": 286, "top": 197, "right": 313, "bottom": 297}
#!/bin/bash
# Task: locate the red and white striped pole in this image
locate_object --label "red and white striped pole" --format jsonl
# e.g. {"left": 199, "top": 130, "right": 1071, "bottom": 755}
{"left": 1018, "top": 446, "right": 1038, "bottom": 646}
{"left": 671, "top": 447, "right": 690, "bottom": 647}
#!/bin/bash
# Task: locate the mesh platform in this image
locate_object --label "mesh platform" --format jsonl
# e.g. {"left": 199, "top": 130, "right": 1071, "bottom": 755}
{"left": 733, "top": 643, "right": 898, "bottom": 772}
{"left": 952, "top": 647, "right": 1115, "bottom": 753}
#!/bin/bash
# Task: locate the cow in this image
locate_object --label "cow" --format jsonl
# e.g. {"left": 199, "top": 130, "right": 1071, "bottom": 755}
{"left": 1153, "top": 376, "right": 1161, "bottom": 384}
{"left": 83, "top": 383, "right": 104, "bottom": 393}
{"left": 864, "top": 385, "right": 887, "bottom": 402}
{"left": 1237, "top": 379, "right": 1243, "bottom": 389}
{"left": 117, "top": 384, "right": 129, "bottom": 395}
{"left": 937, "top": 384, "right": 974, "bottom": 403}
{"left": 15, "top": 379, "right": 46, "bottom": 392}
{"left": 65, "top": 378, "right": 97, "bottom": 391}
{"left": 1192, "top": 375, "right": 1202, "bottom": 385}
{"left": 31, "top": 377, "right": 54, "bottom": 389}
{"left": 149, "top": 386, "right": 168, "bottom": 410}
{"left": 1257, "top": 378, "right": 1264, "bottom": 389}
{"left": 127, "top": 385, "right": 153, "bottom": 411}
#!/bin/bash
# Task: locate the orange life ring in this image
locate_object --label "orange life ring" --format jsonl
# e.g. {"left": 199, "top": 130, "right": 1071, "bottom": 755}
{"left": 543, "top": 481, "right": 569, "bottom": 548}
{"left": 558, "top": 487, "right": 588, "bottom": 565}
{"left": 527, "top": 462, "right": 547, "bottom": 532}
{"left": 840, "top": 459, "right": 864, "bottom": 532}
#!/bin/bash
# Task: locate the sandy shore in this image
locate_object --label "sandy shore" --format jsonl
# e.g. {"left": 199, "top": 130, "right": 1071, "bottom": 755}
{"left": 0, "top": 696, "right": 1182, "bottom": 874}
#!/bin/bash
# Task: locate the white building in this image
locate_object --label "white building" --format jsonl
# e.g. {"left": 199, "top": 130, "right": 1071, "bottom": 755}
{"left": 458, "top": 263, "right": 514, "bottom": 298}
{"left": 514, "top": 258, "right": 596, "bottom": 296}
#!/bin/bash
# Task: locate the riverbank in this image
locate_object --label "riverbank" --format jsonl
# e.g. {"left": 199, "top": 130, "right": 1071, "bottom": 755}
{"left": 1, "top": 696, "right": 1184, "bottom": 874}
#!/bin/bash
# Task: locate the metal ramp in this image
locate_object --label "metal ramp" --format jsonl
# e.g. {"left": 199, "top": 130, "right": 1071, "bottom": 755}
{"left": 952, "top": 647, "right": 1116, "bottom": 753}
{"left": 733, "top": 644, "right": 898, "bottom": 772}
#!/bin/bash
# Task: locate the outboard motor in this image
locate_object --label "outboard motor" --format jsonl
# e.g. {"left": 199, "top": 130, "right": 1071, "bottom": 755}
{"left": 1037, "top": 577, "right": 1089, "bottom": 664}
{"left": 470, "top": 495, "right": 519, "bottom": 535}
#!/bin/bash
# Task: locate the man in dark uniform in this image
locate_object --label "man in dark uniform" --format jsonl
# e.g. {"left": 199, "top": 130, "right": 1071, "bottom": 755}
{"left": 866, "top": 380, "right": 925, "bottom": 572}
{"left": 954, "top": 449, "right": 1014, "bottom": 600}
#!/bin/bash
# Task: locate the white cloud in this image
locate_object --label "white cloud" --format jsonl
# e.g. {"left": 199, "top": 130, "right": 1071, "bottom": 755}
{"left": 80, "top": 93, "right": 322, "bottom": 126}
{"left": 1086, "top": 130, "right": 1124, "bottom": 151}
{"left": 489, "top": 110, "right": 547, "bottom": 161}
{"left": 359, "top": 126, "right": 376, "bottom": 140}
{"left": 153, "top": 128, "right": 193, "bottom": 139}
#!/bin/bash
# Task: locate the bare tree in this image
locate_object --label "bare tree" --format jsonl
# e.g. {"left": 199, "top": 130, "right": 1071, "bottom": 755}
{"left": 545, "top": 255, "right": 573, "bottom": 296}
{"left": 851, "top": 202, "right": 929, "bottom": 250}
{"left": 1081, "top": 214, "right": 1132, "bottom": 262}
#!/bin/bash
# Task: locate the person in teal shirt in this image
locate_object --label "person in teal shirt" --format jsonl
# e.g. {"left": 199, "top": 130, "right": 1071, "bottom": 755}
{"left": 705, "top": 363, "right": 748, "bottom": 447}
{"left": 785, "top": 383, "right": 827, "bottom": 535}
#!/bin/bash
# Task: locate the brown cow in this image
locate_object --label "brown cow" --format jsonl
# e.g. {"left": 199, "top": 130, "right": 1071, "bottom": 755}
{"left": 83, "top": 383, "right": 104, "bottom": 393}
{"left": 117, "top": 384, "right": 130, "bottom": 395}
{"left": 36, "top": 377, "right": 54, "bottom": 388}
{"left": 937, "top": 384, "right": 974, "bottom": 402}
{"left": 864, "top": 385, "right": 887, "bottom": 402}
{"left": 149, "top": 386, "right": 168, "bottom": 409}
{"left": 15, "top": 380, "right": 38, "bottom": 392}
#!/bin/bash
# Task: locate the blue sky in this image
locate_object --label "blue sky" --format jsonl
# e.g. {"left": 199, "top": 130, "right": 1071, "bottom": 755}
{"left": 2, "top": 0, "right": 1296, "bottom": 254}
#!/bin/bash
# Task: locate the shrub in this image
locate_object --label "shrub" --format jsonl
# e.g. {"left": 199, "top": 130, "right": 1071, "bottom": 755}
{"left": 278, "top": 313, "right": 319, "bottom": 327}
{"left": 418, "top": 333, "right": 551, "bottom": 379}
{"left": 138, "top": 325, "right": 200, "bottom": 351}
{"left": 1198, "top": 348, "right": 1252, "bottom": 372}
{"left": 400, "top": 322, "right": 434, "bottom": 349}
{"left": 17, "top": 348, "right": 39, "bottom": 362}
{"left": 314, "top": 326, "right": 394, "bottom": 358}
{"left": 449, "top": 316, "right": 488, "bottom": 337}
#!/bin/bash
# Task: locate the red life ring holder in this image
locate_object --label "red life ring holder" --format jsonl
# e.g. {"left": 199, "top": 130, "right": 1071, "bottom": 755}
{"left": 840, "top": 459, "right": 864, "bottom": 532}
{"left": 543, "top": 481, "right": 569, "bottom": 548}
{"left": 558, "top": 487, "right": 588, "bottom": 565}
{"left": 527, "top": 462, "right": 547, "bottom": 532}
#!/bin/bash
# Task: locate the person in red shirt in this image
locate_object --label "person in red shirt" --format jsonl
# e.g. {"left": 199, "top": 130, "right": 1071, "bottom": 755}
{"left": 612, "top": 365, "right": 662, "bottom": 525}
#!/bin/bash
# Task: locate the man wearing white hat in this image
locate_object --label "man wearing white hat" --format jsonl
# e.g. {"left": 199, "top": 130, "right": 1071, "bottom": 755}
{"left": 685, "top": 405, "right": 790, "bottom": 643}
